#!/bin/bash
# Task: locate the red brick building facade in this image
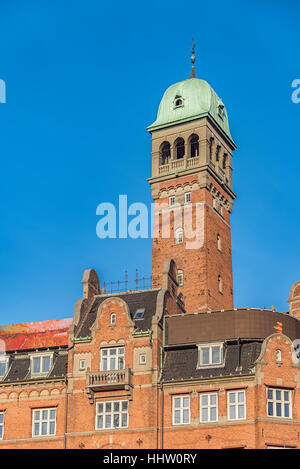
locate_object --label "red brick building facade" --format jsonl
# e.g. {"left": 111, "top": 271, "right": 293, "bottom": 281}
{"left": 1, "top": 65, "right": 300, "bottom": 449}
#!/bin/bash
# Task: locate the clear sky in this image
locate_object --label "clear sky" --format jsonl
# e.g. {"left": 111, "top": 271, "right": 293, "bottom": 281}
{"left": 0, "top": 0, "right": 299, "bottom": 324}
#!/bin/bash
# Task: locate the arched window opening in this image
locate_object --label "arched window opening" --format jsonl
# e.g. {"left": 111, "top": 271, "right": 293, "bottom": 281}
{"left": 276, "top": 350, "right": 282, "bottom": 363}
{"left": 217, "top": 234, "right": 221, "bottom": 251}
{"left": 190, "top": 134, "right": 199, "bottom": 158}
{"left": 110, "top": 313, "right": 116, "bottom": 326}
{"left": 175, "top": 228, "right": 183, "bottom": 245}
{"left": 218, "top": 275, "right": 222, "bottom": 293}
{"left": 160, "top": 141, "right": 171, "bottom": 166}
{"left": 174, "top": 96, "right": 183, "bottom": 108}
{"left": 175, "top": 138, "right": 185, "bottom": 159}
{"left": 223, "top": 153, "right": 227, "bottom": 169}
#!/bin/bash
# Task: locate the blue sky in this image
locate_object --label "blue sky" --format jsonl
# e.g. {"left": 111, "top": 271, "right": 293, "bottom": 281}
{"left": 0, "top": 0, "right": 299, "bottom": 324}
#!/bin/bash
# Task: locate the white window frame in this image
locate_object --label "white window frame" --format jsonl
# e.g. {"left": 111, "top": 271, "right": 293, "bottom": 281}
{"left": 32, "top": 408, "right": 56, "bottom": 437}
{"left": 185, "top": 192, "right": 191, "bottom": 204}
{"left": 267, "top": 388, "right": 292, "bottom": 419}
{"left": 200, "top": 393, "right": 218, "bottom": 423}
{"left": 79, "top": 359, "right": 86, "bottom": 371}
{"left": 172, "top": 395, "right": 190, "bottom": 426}
{"left": 134, "top": 308, "right": 145, "bottom": 320}
{"left": 0, "top": 356, "right": 9, "bottom": 379}
{"left": 197, "top": 343, "right": 223, "bottom": 368}
{"left": 227, "top": 390, "right": 246, "bottom": 421}
{"left": 0, "top": 412, "right": 4, "bottom": 440}
{"left": 100, "top": 346, "right": 125, "bottom": 371}
{"left": 95, "top": 400, "right": 129, "bottom": 430}
{"left": 30, "top": 353, "right": 53, "bottom": 376}
{"left": 177, "top": 270, "right": 183, "bottom": 286}
{"left": 175, "top": 228, "right": 183, "bottom": 245}
{"left": 169, "top": 196, "right": 175, "bottom": 207}
{"left": 139, "top": 354, "right": 146, "bottom": 365}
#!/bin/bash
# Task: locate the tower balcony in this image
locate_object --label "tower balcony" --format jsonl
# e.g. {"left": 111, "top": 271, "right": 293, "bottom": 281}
{"left": 158, "top": 156, "right": 201, "bottom": 175}
{"left": 86, "top": 367, "right": 133, "bottom": 403}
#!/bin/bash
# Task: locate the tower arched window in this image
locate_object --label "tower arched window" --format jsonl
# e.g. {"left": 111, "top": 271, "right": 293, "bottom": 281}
{"left": 160, "top": 141, "right": 171, "bottom": 166}
{"left": 217, "top": 234, "right": 221, "bottom": 251}
{"left": 175, "top": 228, "right": 183, "bottom": 245}
{"left": 189, "top": 134, "right": 199, "bottom": 158}
{"left": 218, "top": 275, "right": 222, "bottom": 293}
{"left": 175, "top": 138, "right": 185, "bottom": 160}
{"left": 223, "top": 153, "right": 227, "bottom": 169}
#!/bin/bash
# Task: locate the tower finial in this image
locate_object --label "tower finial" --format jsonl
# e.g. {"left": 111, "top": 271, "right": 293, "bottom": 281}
{"left": 190, "top": 38, "right": 196, "bottom": 78}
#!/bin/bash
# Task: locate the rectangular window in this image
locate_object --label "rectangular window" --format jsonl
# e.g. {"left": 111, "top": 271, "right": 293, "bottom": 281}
{"left": 172, "top": 395, "right": 190, "bottom": 425}
{"left": 31, "top": 355, "right": 52, "bottom": 375}
{"left": 198, "top": 343, "right": 223, "bottom": 367}
{"left": 169, "top": 196, "right": 175, "bottom": 207}
{"left": 200, "top": 393, "right": 218, "bottom": 423}
{"left": 228, "top": 390, "right": 246, "bottom": 421}
{"left": 96, "top": 401, "right": 128, "bottom": 430}
{"left": 32, "top": 408, "right": 56, "bottom": 437}
{"left": 267, "top": 388, "right": 292, "bottom": 419}
{"left": 101, "top": 347, "right": 125, "bottom": 371}
{"left": 0, "top": 412, "right": 4, "bottom": 439}
{"left": 185, "top": 192, "right": 191, "bottom": 204}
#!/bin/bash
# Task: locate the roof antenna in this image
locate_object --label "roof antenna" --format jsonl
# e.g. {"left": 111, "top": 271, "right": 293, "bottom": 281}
{"left": 190, "top": 38, "right": 196, "bottom": 78}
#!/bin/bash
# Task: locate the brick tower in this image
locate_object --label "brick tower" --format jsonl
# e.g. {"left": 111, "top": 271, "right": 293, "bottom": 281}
{"left": 148, "top": 49, "right": 237, "bottom": 313}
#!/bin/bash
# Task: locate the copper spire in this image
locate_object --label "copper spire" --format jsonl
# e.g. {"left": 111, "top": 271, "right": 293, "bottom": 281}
{"left": 190, "top": 39, "right": 196, "bottom": 78}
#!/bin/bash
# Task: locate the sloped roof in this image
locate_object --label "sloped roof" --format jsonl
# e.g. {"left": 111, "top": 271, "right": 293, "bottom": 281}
{"left": 163, "top": 341, "right": 262, "bottom": 382}
{"left": 75, "top": 289, "right": 161, "bottom": 338}
{"left": 0, "top": 318, "right": 72, "bottom": 352}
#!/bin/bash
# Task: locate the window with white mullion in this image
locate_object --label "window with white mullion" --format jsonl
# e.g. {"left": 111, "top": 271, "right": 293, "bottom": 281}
{"left": 32, "top": 408, "right": 56, "bottom": 437}
{"left": 31, "top": 354, "right": 52, "bottom": 375}
{"left": 267, "top": 388, "right": 292, "bottom": 419}
{"left": 172, "top": 395, "right": 190, "bottom": 425}
{"left": 198, "top": 343, "right": 222, "bottom": 366}
{"left": 96, "top": 401, "right": 128, "bottom": 430}
{"left": 228, "top": 390, "right": 246, "bottom": 421}
{"left": 200, "top": 393, "right": 218, "bottom": 423}
{"left": 100, "top": 347, "right": 125, "bottom": 371}
{"left": 0, "top": 412, "right": 4, "bottom": 439}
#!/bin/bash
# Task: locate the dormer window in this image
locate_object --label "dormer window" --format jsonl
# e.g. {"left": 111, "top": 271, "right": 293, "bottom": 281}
{"left": 31, "top": 354, "right": 52, "bottom": 375}
{"left": 134, "top": 308, "right": 145, "bottom": 320}
{"left": 218, "top": 103, "right": 225, "bottom": 120}
{"left": 0, "top": 356, "right": 8, "bottom": 378}
{"left": 174, "top": 96, "right": 183, "bottom": 108}
{"left": 198, "top": 343, "right": 223, "bottom": 367}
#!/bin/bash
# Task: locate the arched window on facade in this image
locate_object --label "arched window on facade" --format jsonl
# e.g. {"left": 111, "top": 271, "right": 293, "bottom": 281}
{"left": 217, "top": 234, "right": 221, "bottom": 251}
{"left": 160, "top": 141, "right": 171, "bottom": 166}
{"left": 276, "top": 350, "right": 282, "bottom": 363}
{"left": 218, "top": 275, "right": 222, "bottom": 293}
{"left": 223, "top": 153, "right": 227, "bottom": 170}
{"left": 189, "top": 134, "right": 199, "bottom": 158}
{"left": 110, "top": 313, "right": 116, "bottom": 326}
{"left": 175, "top": 138, "right": 185, "bottom": 159}
{"left": 175, "top": 227, "right": 183, "bottom": 245}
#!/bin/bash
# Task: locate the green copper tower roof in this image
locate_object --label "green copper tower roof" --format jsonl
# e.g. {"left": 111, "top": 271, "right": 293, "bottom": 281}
{"left": 147, "top": 77, "right": 234, "bottom": 144}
